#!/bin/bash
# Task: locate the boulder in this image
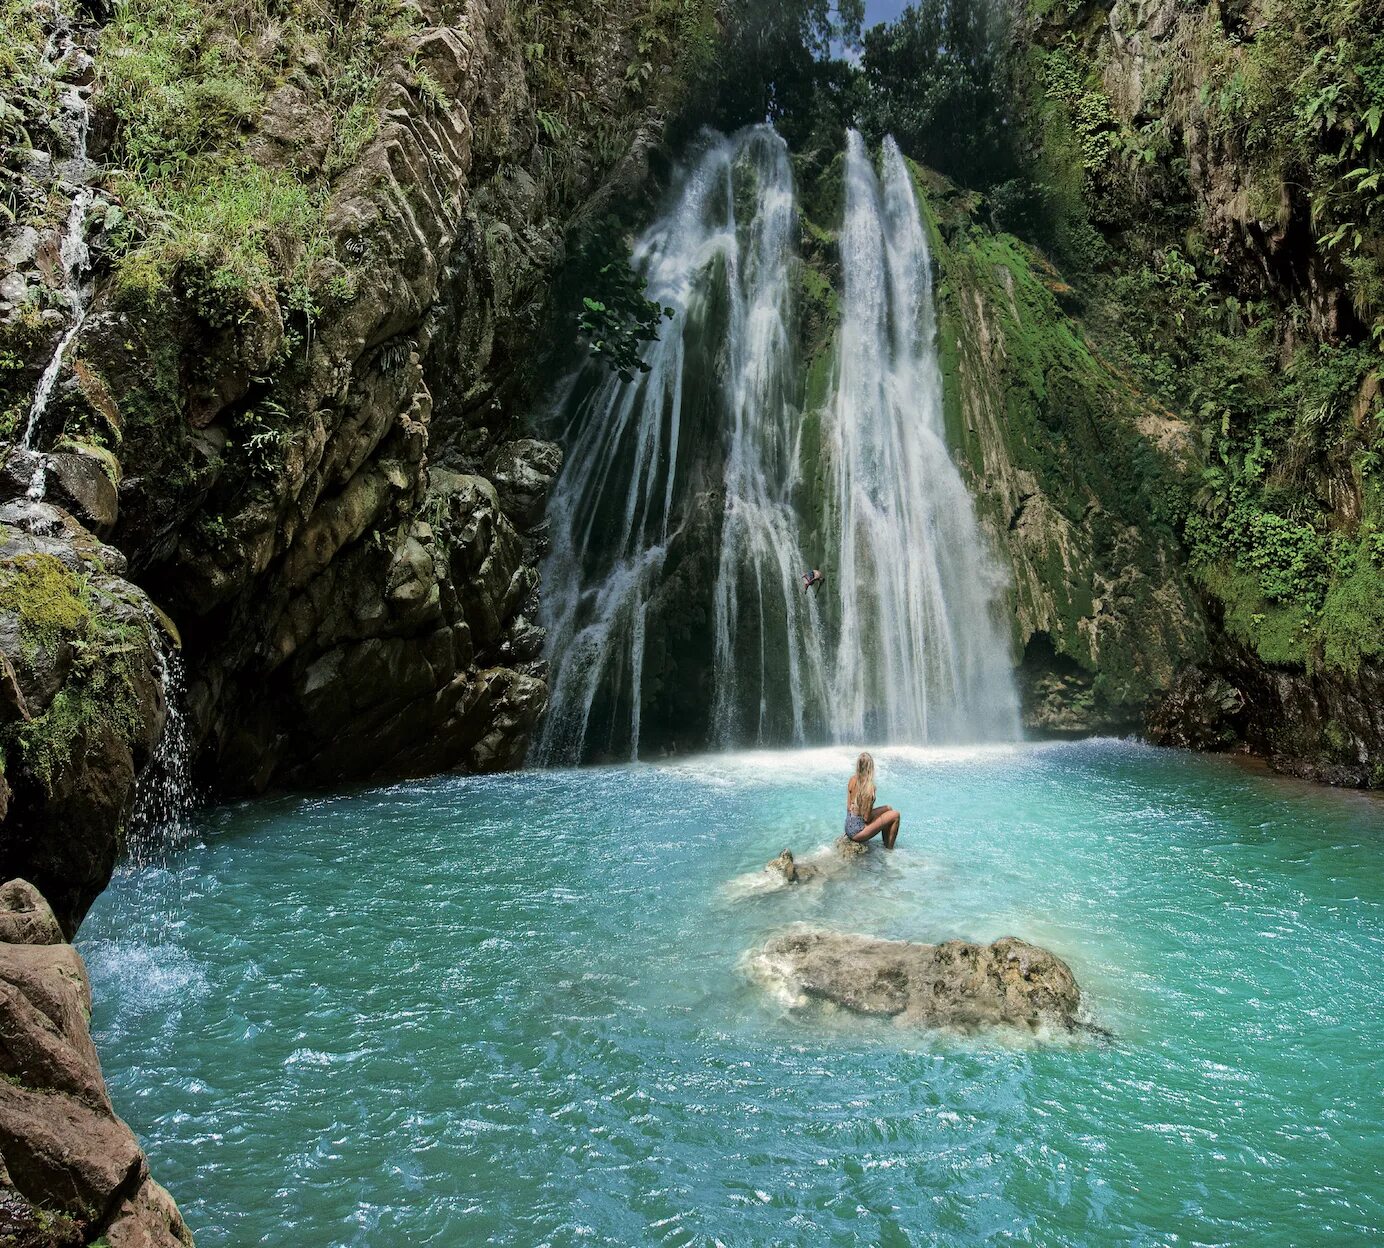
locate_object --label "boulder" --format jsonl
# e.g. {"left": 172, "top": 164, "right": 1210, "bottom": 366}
{"left": 485, "top": 438, "right": 562, "bottom": 530}
{"left": 1147, "top": 666, "right": 1246, "bottom": 751}
{"left": 0, "top": 501, "right": 169, "bottom": 933}
{"left": 0, "top": 880, "right": 192, "bottom": 1246}
{"left": 43, "top": 449, "right": 119, "bottom": 535}
{"left": 752, "top": 928, "right": 1088, "bottom": 1036}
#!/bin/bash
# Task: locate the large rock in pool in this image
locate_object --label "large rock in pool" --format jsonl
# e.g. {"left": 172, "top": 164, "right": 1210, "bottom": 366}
{"left": 752, "top": 928, "right": 1087, "bottom": 1036}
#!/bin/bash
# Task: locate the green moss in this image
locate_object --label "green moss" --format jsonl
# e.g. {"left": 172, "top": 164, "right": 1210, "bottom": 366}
{"left": 0, "top": 554, "right": 92, "bottom": 660}
{"left": 1318, "top": 542, "right": 1384, "bottom": 673}
{"left": 1199, "top": 562, "right": 1313, "bottom": 666}
{"left": 0, "top": 553, "right": 150, "bottom": 794}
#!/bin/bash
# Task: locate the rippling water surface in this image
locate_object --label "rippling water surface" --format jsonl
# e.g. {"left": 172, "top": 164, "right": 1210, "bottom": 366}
{"left": 82, "top": 740, "right": 1384, "bottom": 1246}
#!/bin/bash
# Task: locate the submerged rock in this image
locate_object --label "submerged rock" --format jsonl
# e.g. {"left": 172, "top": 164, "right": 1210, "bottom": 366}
{"left": 763, "top": 837, "right": 869, "bottom": 886}
{"left": 0, "top": 879, "right": 192, "bottom": 1246}
{"left": 752, "top": 928, "right": 1087, "bottom": 1036}
{"left": 766, "top": 849, "right": 813, "bottom": 884}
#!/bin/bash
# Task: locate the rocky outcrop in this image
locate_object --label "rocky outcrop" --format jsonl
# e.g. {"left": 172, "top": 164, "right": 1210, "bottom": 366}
{"left": 1017, "top": 0, "right": 1384, "bottom": 785}
{"left": 1149, "top": 651, "right": 1384, "bottom": 787}
{"left": 0, "top": 879, "right": 192, "bottom": 1246}
{"left": 751, "top": 928, "right": 1089, "bottom": 1036}
{"left": 765, "top": 838, "right": 868, "bottom": 885}
{"left": 0, "top": 496, "right": 170, "bottom": 935}
{"left": 3, "top": 0, "right": 704, "bottom": 802}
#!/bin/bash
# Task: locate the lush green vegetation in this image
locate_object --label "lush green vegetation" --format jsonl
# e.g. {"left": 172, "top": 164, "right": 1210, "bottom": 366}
{"left": 858, "top": 0, "right": 1037, "bottom": 230}
{"left": 94, "top": 0, "right": 413, "bottom": 327}
{"left": 576, "top": 255, "right": 674, "bottom": 382}
{"left": 680, "top": 0, "right": 862, "bottom": 147}
{"left": 0, "top": 0, "right": 54, "bottom": 153}
{"left": 1018, "top": 0, "right": 1384, "bottom": 676}
{"left": 758, "top": 0, "right": 1381, "bottom": 681}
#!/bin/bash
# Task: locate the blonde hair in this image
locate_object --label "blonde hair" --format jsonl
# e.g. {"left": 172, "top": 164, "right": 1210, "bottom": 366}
{"left": 851, "top": 752, "right": 876, "bottom": 819}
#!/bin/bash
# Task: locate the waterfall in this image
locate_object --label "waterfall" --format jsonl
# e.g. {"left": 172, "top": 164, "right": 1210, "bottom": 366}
{"left": 822, "top": 132, "right": 1019, "bottom": 743}
{"left": 128, "top": 639, "right": 197, "bottom": 864}
{"left": 535, "top": 126, "right": 1018, "bottom": 763}
{"left": 22, "top": 1, "right": 97, "bottom": 485}
{"left": 536, "top": 126, "right": 824, "bottom": 762}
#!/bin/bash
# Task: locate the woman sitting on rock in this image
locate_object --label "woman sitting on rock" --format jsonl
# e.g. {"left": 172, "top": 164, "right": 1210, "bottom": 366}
{"left": 844, "top": 751, "right": 900, "bottom": 848}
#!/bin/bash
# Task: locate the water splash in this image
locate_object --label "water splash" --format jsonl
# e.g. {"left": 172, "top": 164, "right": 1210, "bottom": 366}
{"left": 128, "top": 639, "right": 197, "bottom": 865}
{"left": 536, "top": 127, "right": 822, "bottom": 762}
{"left": 536, "top": 126, "right": 1018, "bottom": 762}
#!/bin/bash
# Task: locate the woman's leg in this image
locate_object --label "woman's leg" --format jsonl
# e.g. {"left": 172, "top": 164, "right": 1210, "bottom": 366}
{"left": 854, "top": 808, "right": 895, "bottom": 843}
{"left": 883, "top": 811, "right": 900, "bottom": 849}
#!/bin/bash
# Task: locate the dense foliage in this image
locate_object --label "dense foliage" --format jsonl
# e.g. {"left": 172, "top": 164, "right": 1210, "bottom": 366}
{"left": 685, "top": 0, "right": 862, "bottom": 146}
{"left": 858, "top": 0, "right": 1028, "bottom": 211}
{"left": 769, "top": 0, "right": 1382, "bottom": 683}
{"left": 575, "top": 246, "right": 674, "bottom": 382}
{"left": 1022, "top": 0, "right": 1384, "bottom": 677}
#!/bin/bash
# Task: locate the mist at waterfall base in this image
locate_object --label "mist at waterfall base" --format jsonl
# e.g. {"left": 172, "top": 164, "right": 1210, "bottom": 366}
{"left": 536, "top": 127, "right": 1018, "bottom": 764}
{"left": 82, "top": 740, "right": 1384, "bottom": 1246}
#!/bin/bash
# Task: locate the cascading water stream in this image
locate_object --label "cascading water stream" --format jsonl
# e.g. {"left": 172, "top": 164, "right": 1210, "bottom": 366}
{"left": 536, "top": 127, "right": 825, "bottom": 762}
{"left": 128, "top": 638, "right": 197, "bottom": 864}
{"left": 21, "top": 1, "right": 98, "bottom": 497}
{"left": 536, "top": 126, "right": 1018, "bottom": 763}
{"left": 823, "top": 132, "right": 1019, "bottom": 742}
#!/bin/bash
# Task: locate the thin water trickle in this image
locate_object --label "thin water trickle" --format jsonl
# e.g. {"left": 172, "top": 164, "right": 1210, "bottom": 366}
{"left": 536, "top": 126, "right": 1018, "bottom": 763}
{"left": 128, "top": 640, "right": 197, "bottom": 864}
{"left": 21, "top": 1, "right": 97, "bottom": 484}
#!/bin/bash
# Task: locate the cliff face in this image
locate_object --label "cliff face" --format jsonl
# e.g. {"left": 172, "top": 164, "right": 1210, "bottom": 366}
{"left": 1, "top": 3, "right": 714, "bottom": 1230}
{"left": 1010, "top": 0, "right": 1384, "bottom": 783}
{"left": 1, "top": 0, "right": 717, "bottom": 879}
{"left": 69, "top": 0, "right": 709, "bottom": 795}
{"left": 921, "top": 173, "right": 1210, "bottom": 735}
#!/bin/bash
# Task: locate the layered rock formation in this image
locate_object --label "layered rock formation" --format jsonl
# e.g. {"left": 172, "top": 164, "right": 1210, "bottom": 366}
{"left": 0, "top": 879, "right": 191, "bottom": 1247}
{"left": 1, "top": 0, "right": 715, "bottom": 1233}
{"left": 3, "top": 0, "right": 714, "bottom": 807}
{"left": 922, "top": 175, "right": 1212, "bottom": 736}
{"left": 751, "top": 928, "right": 1088, "bottom": 1036}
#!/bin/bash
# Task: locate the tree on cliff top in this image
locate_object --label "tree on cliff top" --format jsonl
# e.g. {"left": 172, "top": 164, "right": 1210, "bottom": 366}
{"left": 689, "top": 0, "right": 864, "bottom": 144}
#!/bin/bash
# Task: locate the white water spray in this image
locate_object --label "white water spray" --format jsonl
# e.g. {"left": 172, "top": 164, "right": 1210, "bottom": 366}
{"left": 537, "top": 127, "right": 1019, "bottom": 762}
{"left": 536, "top": 127, "right": 825, "bottom": 761}
{"left": 128, "top": 638, "right": 197, "bottom": 865}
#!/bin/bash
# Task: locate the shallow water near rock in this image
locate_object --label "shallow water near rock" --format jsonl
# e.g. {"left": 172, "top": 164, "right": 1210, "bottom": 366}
{"left": 82, "top": 739, "right": 1384, "bottom": 1246}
